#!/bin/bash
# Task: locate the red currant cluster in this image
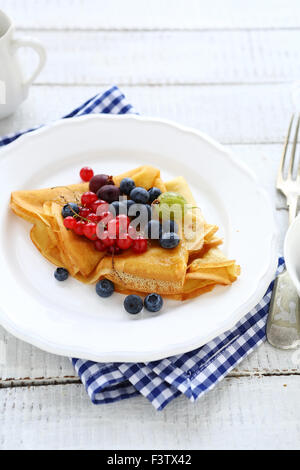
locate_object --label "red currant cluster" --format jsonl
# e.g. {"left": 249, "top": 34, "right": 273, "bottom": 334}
{"left": 63, "top": 178, "right": 148, "bottom": 255}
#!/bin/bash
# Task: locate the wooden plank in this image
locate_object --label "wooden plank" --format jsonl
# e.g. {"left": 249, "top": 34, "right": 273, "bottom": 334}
{"left": 1, "top": 338, "right": 299, "bottom": 386}
{"left": 0, "top": 327, "right": 75, "bottom": 382}
{"left": 14, "top": 30, "right": 300, "bottom": 85}
{"left": 1, "top": 376, "right": 300, "bottom": 449}
{"left": 3, "top": 0, "right": 300, "bottom": 30}
{"left": 0, "top": 84, "right": 295, "bottom": 144}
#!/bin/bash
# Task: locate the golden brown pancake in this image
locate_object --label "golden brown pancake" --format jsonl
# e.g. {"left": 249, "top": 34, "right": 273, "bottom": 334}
{"left": 10, "top": 165, "right": 240, "bottom": 299}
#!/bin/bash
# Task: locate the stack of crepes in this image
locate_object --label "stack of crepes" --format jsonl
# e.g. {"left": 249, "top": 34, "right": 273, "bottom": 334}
{"left": 10, "top": 165, "right": 240, "bottom": 300}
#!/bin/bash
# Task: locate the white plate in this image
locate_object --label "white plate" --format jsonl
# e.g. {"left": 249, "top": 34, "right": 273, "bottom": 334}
{"left": 0, "top": 115, "right": 277, "bottom": 362}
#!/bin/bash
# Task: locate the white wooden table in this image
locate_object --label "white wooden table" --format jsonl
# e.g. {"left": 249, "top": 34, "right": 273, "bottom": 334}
{"left": 1, "top": 0, "right": 300, "bottom": 450}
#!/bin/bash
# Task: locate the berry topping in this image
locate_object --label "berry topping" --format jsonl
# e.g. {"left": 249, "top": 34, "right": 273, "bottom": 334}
{"left": 116, "top": 214, "right": 130, "bottom": 230}
{"left": 107, "top": 218, "right": 119, "bottom": 239}
{"left": 128, "top": 224, "right": 138, "bottom": 239}
{"left": 132, "top": 236, "right": 148, "bottom": 254}
{"left": 130, "top": 187, "right": 150, "bottom": 204}
{"left": 116, "top": 233, "right": 133, "bottom": 250}
{"left": 120, "top": 177, "right": 136, "bottom": 196}
{"left": 61, "top": 203, "right": 79, "bottom": 219}
{"left": 98, "top": 211, "right": 114, "bottom": 225}
{"left": 83, "top": 222, "right": 98, "bottom": 240}
{"left": 91, "top": 199, "right": 109, "bottom": 214}
{"left": 96, "top": 279, "right": 114, "bottom": 298}
{"left": 107, "top": 245, "right": 122, "bottom": 255}
{"left": 123, "top": 199, "right": 136, "bottom": 214}
{"left": 148, "top": 187, "right": 162, "bottom": 203}
{"left": 159, "top": 232, "right": 180, "bottom": 249}
{"left": 94, "top": 239, "right": 106, "bottom": 252}
{"left": 155, "top": 192, "right": 187, "bottom": 220}
{"left": 97, "top": 185, "right": 120, "bottom": 203}
{"left": 54, "top": 267, "right": 69, "bottom": 282}
{"left": 79, "top": 207, "right": 91, "bottom": 219}
{"left": 124, "top": 295, "right": 143, "bottom": 314}
{"left": 89, "top": 174, "right": 114, "bottom": 194}
{"left": 99, "top": 230, "right": 115, "bottom": 247}
{"left": 63, "top": 216, "right": 77, "bottom": 230}
{"left": 80, "top": 167, "right": 94, "bottom": 182}
{"left": 162, "top": 219, "right": 179, "bottom": 234}
{"left": 144, "top": 293, "right": 163, "bottom": 312}
{"left": 128, "top": 203, "right": 152, "bottom": 227}
{"left": 146, "top": 219, "right": 162, "bottom": 239}
{"left": 109, "top": 201, "right": 123, "bottom": 217}
{"left": 74, "top": 220, "right": 86, "bottom": 236}
{"left": 81, "top": 191, "right": 98, "bottom": 208}
{"left": 87, "top": 213, "right": 101, "bottom": 223}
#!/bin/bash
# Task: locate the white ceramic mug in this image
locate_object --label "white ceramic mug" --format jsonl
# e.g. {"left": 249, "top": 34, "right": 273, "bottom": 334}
{"left": 0, "top": 10, "right": 46, "bottom": 119}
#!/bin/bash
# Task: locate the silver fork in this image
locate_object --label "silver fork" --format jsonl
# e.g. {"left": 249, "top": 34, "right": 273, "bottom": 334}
{"left": 277, "top": 115, "right": 300, "bottom": 225}
{"left": 267, "top": 115, "right": 300, "bottom": 349}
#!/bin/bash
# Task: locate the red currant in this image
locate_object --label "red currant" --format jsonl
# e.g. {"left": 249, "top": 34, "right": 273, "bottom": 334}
{"left": 87, "top": 213, "right": 101, "bottom": 223}
{"left": 79, "top": 207, "right": 91, "bottom": 219}
{"left": 116, "top": 233, "right": 133, "bottom": 250}
{"left": 128, "top": 224, "right": 138, "bottom": 240}
{"left": 99, "top": 211, "right": 114, "bottom": 225}
{"left": 80, "top": 167, "right": 94, "bottom": 182}
{"left": 83, "top": 222, "right": 98, "bottom": 241}
{"left": 107, "top": 245, "right": 122, "bottom": 255}
{"left": 74, "top": 220, "right": 86, "bottom": 236}
{"left": 99, "top": 230, "right": 115, "bottom": 247}
{"left": 63, "top": 216, "right": 77, "bottom": 230}
{"left": 81, "top": 191, "right": 98, "bottom": 208}
{"left": 116, "top": 214, "right": 130, "bottom": 232}
{"left": 94, "top": 239, "right": 106, "bottom": 252}
{"left": 132, "top": 236, "right": 148, "bottom": 254}
{"left": 107, "top": 218, "right": 119, "bottom": 239}
{"left": 91, "top": 199, "right": 109, "bottom": 214}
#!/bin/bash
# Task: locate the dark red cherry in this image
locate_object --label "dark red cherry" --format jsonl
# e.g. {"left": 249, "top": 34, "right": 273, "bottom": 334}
{"left": 89, "top": 174, "right": 114, "bottom": 194}
{"left": 97, "top": 185, "right": 120, "bottom": 203}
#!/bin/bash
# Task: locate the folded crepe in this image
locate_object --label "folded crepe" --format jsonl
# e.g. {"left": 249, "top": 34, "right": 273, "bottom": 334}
{"left": 10, "top": 165, "right": 240, "bottom": 299}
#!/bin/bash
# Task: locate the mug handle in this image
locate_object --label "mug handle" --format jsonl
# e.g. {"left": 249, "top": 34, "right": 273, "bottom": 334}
{"left": 12, "top": 37, "right": 46, "bottom": 88}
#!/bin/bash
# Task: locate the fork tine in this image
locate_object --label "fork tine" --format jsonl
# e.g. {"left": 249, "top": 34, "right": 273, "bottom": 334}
{"left": 278, "top": 115, "right": 294, "bottom": 184}
{"left": 288, "top": 114, "right": 300, "bottom": 179}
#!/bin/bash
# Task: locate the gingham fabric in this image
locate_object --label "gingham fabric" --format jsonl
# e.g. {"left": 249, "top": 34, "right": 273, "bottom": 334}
{"left": 0, "top": 86, "right": 281, "bottom": 410}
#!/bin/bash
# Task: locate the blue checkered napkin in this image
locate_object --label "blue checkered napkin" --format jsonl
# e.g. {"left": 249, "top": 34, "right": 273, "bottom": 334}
{"left": 72, "top": 258, "right": 283, "bottom": 411}
{"left": 0, "top": 86, "right": 281, "bottom": 410}
{"left": 0, "top": 86, "right": 136, "bottom": 147}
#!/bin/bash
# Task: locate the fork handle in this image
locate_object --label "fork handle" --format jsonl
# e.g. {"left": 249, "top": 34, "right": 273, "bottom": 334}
{"left": 287, "top": 194, "right": 298, "bottom": 225}
{"left": 267, "top": 269, "right": 300, "bottom": 349}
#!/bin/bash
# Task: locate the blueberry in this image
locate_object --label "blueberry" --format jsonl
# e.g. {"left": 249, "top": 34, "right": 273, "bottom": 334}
{"left": 162, "top": 219, "right": 179, "bottom": 234}
{"left": 124, "top": 295, "right": 143, "bottom": 314}
{"left": 96, "top": 279, "right": 114, "bottom": 298}
{"left": 54, "top": 267, "right": 69, "bottom": 281}
{"left": 130, "top": 187, "right": 150, "bottom": 204}
{"left": 146, "top": 220, "right": 162, "bottom": 239}
{"left": 144, "top": 293, "right": 163, "bottom": 312}
{"left": 120, "top": 178, "right": 136, "bottom": 196}
{"left": 61, "top": 203, "right": 79, "bottom": 218}
{"left": 159, "top": 232, "right": 180, "bottom": 249}
{"left": 148, "top": 187, "right": 162, "bottom": 203}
